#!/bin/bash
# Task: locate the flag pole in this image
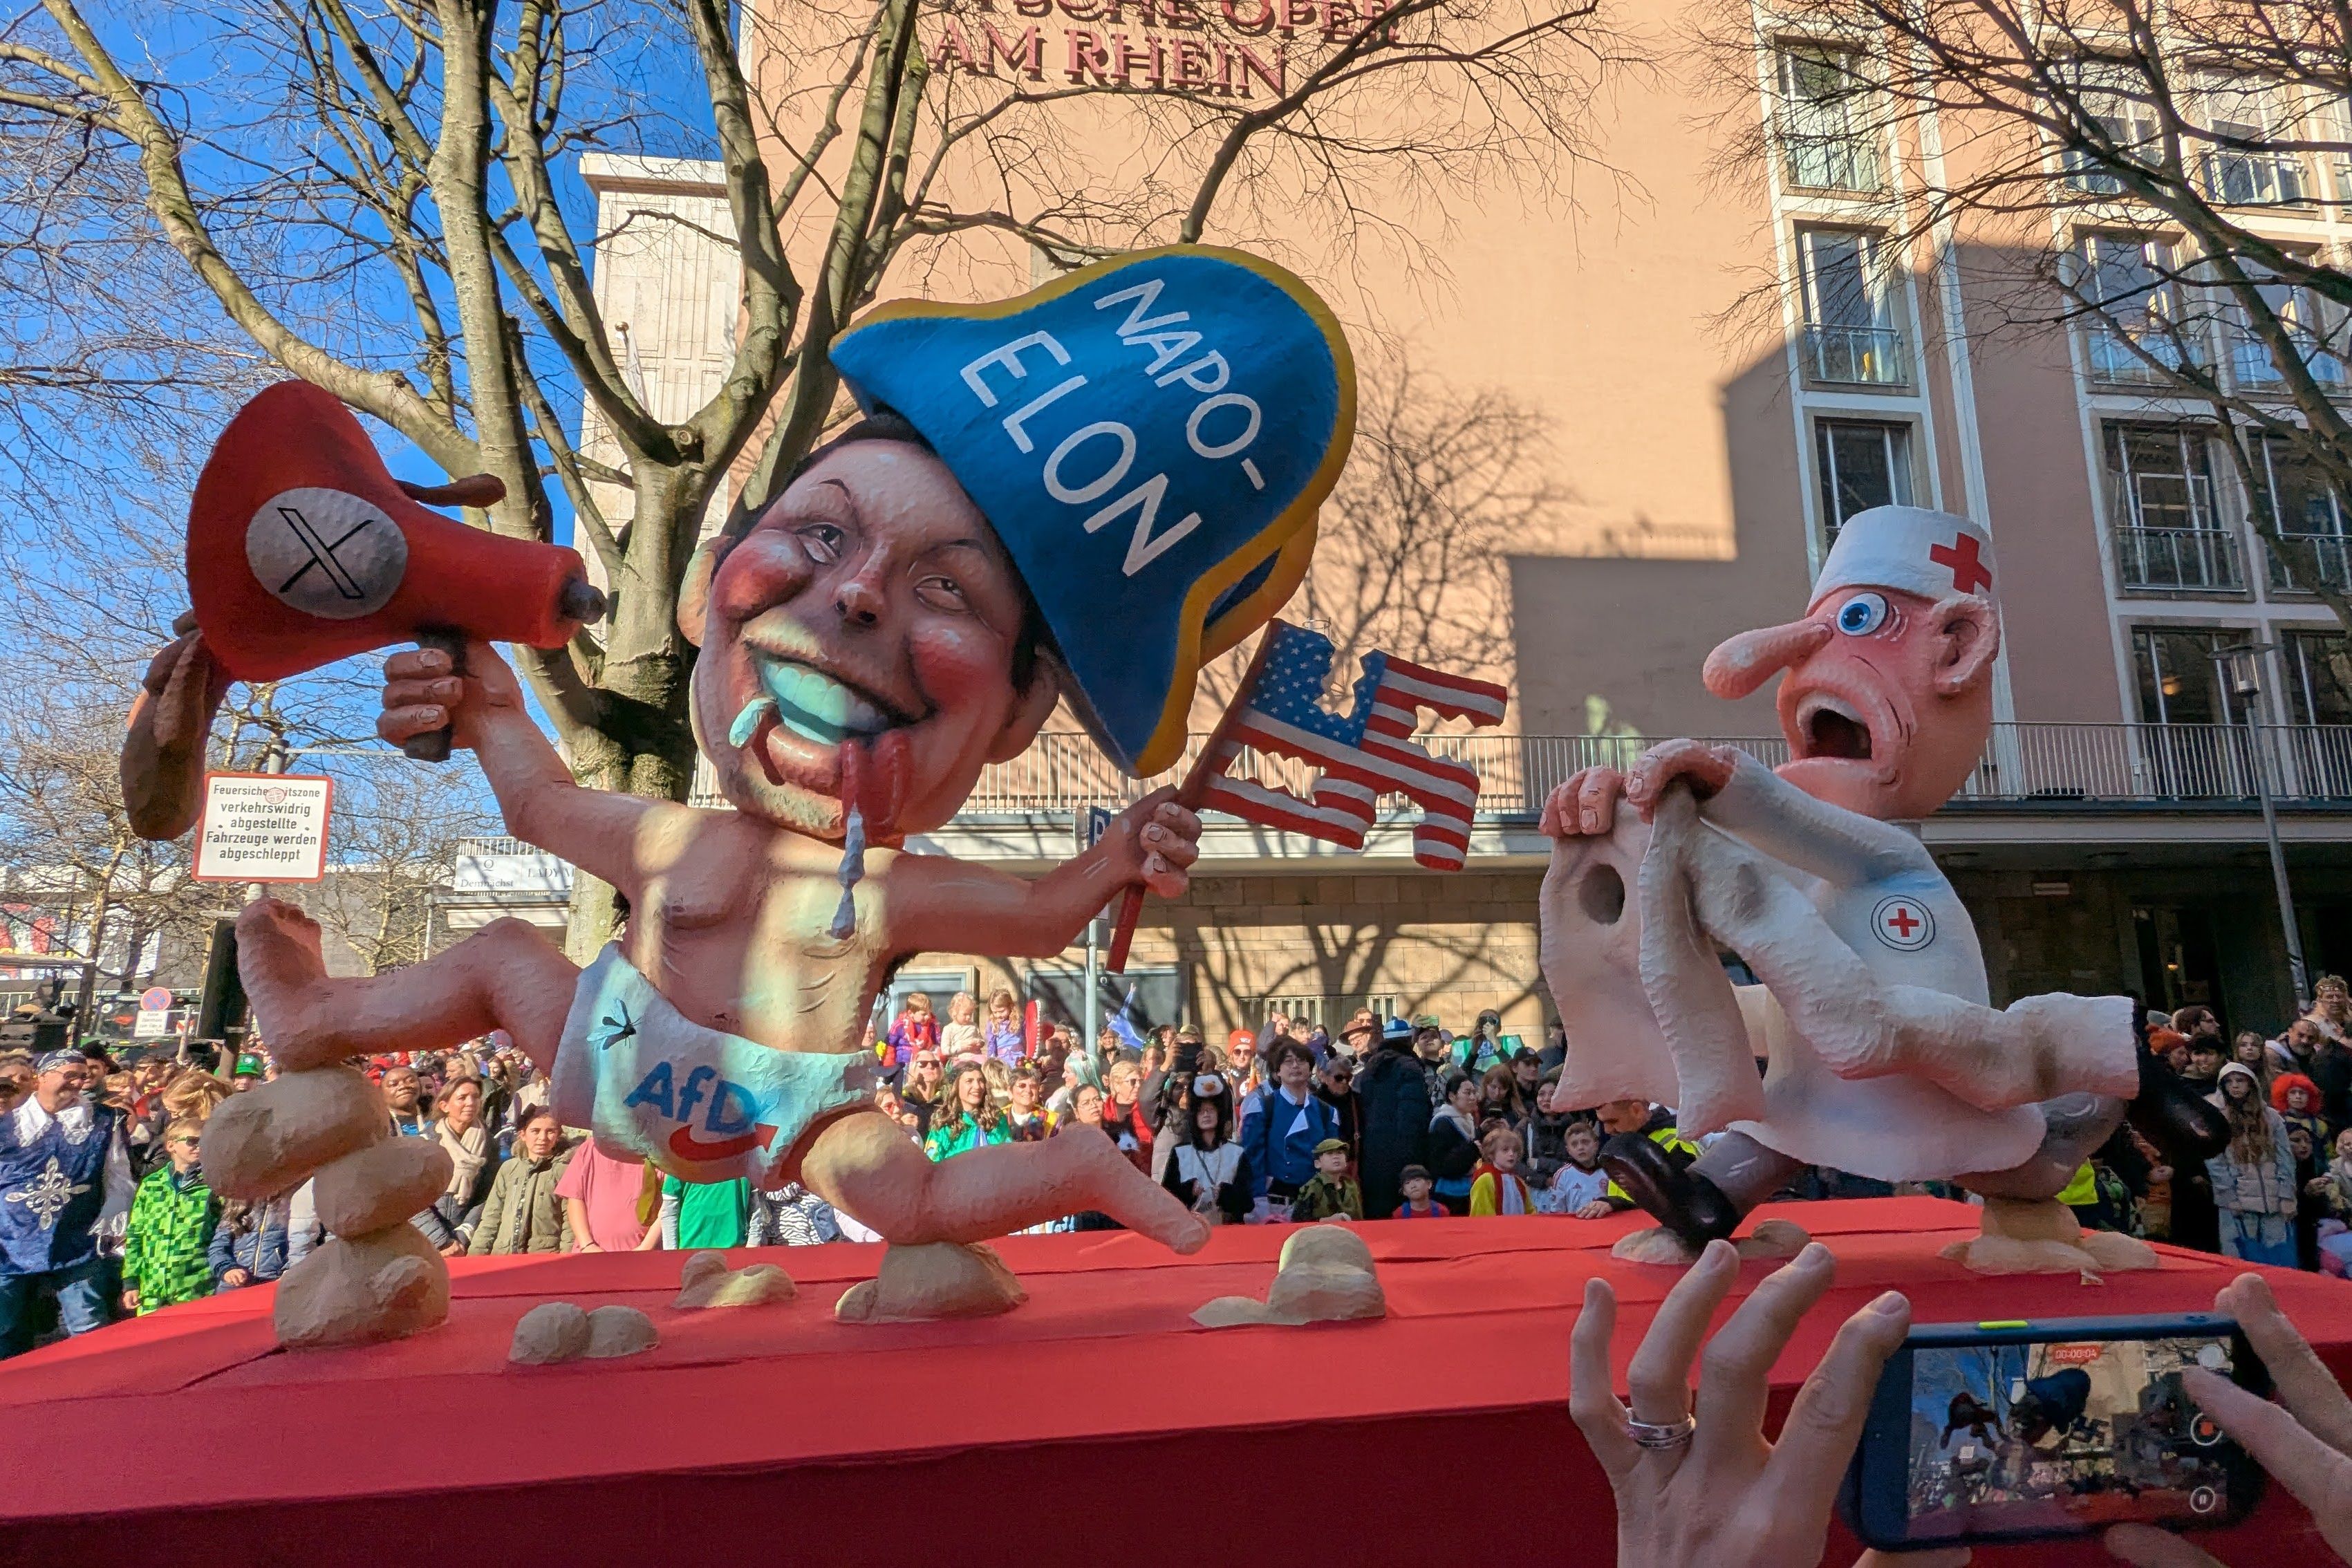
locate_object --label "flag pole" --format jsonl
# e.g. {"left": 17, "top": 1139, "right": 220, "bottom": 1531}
{"left": 1103, "top": 622, "right": 1287, "bottom": 974}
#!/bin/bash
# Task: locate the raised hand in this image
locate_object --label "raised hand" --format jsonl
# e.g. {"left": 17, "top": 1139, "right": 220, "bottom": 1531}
{"left": 1541, "top": 766, "right": 1627, "bottom": 839}
{"left": 122, "top": 608, "right": 236, "bottom": 840}
{"left": 2106, "top": 1272, "right": 2352, "bottom": 1567}
{"left": 1569, "top": 1238, "right": 1919, "bottom": 1568}
{"left": 1110, "top": 786, "right": 1202, "bottom": 899}
{"left": 376, "top": 638, "right": 524, "bottom": 754}
{"left": 1624, "top": 739, "right": 1743, "bottom": 821}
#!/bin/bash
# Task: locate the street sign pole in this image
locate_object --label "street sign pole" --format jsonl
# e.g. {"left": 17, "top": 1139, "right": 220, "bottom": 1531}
{"left": 1078, "top": 807, "right": 1112, "bottom": 1065}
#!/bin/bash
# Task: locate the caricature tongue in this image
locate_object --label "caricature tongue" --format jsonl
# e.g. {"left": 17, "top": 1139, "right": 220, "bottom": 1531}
{"left": 825, "top": 730, "right": 911, "bottom": 940}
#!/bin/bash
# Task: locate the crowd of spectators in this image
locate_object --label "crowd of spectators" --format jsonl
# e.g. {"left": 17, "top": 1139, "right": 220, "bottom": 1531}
{"left": 6, "top": 973, "right": 2352, "bottom": 1359}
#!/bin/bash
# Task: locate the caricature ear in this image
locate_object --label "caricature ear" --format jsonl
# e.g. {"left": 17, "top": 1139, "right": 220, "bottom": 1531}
{"left": 1931, "top": 595, "right": 2001, "bottom": 696}
{"left": 988, "top": 652, "right": 1065, "bottom": 765}
{"left": 676, "top": 539, "right": 725, "bottom": 649}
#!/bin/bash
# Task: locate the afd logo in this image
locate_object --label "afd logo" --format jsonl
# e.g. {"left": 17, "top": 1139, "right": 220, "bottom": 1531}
{"left": 623, "top": 1062, "right": 779, "bottom": 1164}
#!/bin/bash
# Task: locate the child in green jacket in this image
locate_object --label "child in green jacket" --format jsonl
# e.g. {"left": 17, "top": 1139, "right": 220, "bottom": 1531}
{"left": 122, "top": 1118, "right": 220, "bottom": 1315}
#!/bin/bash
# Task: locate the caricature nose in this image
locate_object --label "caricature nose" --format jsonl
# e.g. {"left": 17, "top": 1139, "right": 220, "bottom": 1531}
{"left": 834, "top": 561, "right": 886, "bottom": 628}
{"left": 1703, "top": 618, "right": 1833, "bottom": 700}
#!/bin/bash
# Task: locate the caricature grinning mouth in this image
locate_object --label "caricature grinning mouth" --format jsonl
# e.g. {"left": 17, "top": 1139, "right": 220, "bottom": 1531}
{"left": 1798, "top": 694, "right": 1874, "bottom": 761}
{"left": 731, "top": 654, "right": 917, "bottom": 749}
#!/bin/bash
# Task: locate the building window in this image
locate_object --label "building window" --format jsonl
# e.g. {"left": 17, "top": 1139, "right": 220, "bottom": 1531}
{"left": 2283, "top": 631, "right": 2352, "bottom": 725}
{"left": 1795, "top": 228, "right": 1907, "bottom": 386}
{"left": 2230, "top": 260, "right": 2344, "bottom": 392}
{"left": 2131, "top": 626, "right": 2259, "bottom": 725}
{"left": 2252, "top": 434, "right": 2352, "bottom": 592}
{"left": 2079, "top": 234, "right": 2200, "bottom": 384}
{"left": 2064, "top": 58, "right": 2161, "bottom": 194}
{"left": 2196, "top": 74, "right": 2310, "bottom": 206}
{"left": 1815, "top": 419, "right": 1913, "bottom": 542}
{"left": 1776, "top": 44, "right": 1880, "bottom": 193}
{"left": 2102, "top": 422, "right": 2245, "bottom": 592}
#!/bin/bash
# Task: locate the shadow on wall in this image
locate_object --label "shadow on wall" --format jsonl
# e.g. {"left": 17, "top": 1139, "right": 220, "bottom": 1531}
{"left": 1507, "top": 335, "right": 1814, "bottom": 743}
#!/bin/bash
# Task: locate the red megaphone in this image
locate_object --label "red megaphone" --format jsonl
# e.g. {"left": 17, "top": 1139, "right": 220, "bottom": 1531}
{"left": 187, "top": 382, "right": 605, "bottom": 756}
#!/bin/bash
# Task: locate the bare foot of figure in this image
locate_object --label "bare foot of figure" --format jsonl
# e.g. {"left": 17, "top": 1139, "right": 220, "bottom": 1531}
{"left": 834, "top": 1242, "right": 1029, "bottom": 1323}
{"left": 236, "top": 898, "right": 346, "bottom": 1070}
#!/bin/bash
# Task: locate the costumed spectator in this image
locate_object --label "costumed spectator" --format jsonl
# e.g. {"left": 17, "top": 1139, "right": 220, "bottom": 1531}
{"left": 981, "top": 987, "right": 1025, "bottom": 1067}
{"left": 1394, "top": 1165, "right": 1446, "bottom": 1219}
{"left": 1594, "top": 1097, "right": 1702, "bottom": 1216}
{"left": 468, "top": 1108, "right": 574, "bottom": 1256}
{"left": 2307, "top": 973, "right": 2352, "bottom": 1046}
{"left": 748, "top": 1183, "right": 842, "bottom": 1246}
{"left": 660, "top": 1174, "right": 752, "bottom": 1251}
{"left": 1468, "top": 1125, "right": 1534, "bottom": 1216}
{"left": 939, "top": 991, "right": 982, "bottom": 1060}
{"left": 208, "top": 1193, "right": 290, "bottom": 1293}
{"left": 1355, "top": 1017, "right": 1432, "bottom": 1222}
{"left": 1426, "top": 1071, "right": 1484, "bottom": 1215}
{"left": 1314, "top": 1052, "right": 1361, "bottom": 1165}
{"left": 1542, "top": 1121, "right": 1613, "bottom": 1217}
{"left": 924, "top": 1062, "right": 1011, "bottom": 1161}
{"left": 884, "top": 992, "right": 941, "bottom": 1081}
{"left": 557, "top": 1139, "right": 657, "bottom": 1254}
{"left": 2208, "top": 1061, "right": 2297, "bottom": 1267}
{"left": 1, "top": 1048, "right": 132, "bottom": 1356}
{"left": 899, "top": 1050, "right": 945, "bottom": 1135}
{"left": 1161, "top": 1074, "right": 1248, "bottom": 1225}
{"left": 380, "top": 1066, "right": 429, "bottom": 1137}
{"left": 1005, "top": 1067, "right": 1048, "bottom": 1142}
{"left": 2313, "top": 1127, "right": 2352, "bottom": 1276}
{"left": 2276, "top": 1072, "right": 2331, "bottom": 1148}
{"left": 1289, "top": 1138, "right": 1362, "bottom": 1222}
{"left": 1100, "top": 1054, "right": 1155, "bottom": 1173}
{"left": 121, "top": 1118, "right": 217, "bottom": 1316}
{"left": 416, "top": 1075, "right": 498, "bottom": 1256}
{"left": 1240, "top": 1041, "right": 1338, "bottom": 1215}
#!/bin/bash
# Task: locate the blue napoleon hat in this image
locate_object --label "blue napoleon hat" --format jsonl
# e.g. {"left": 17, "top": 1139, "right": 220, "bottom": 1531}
{"left": 827, "top": 245, "right": 1354, "bottom": 777}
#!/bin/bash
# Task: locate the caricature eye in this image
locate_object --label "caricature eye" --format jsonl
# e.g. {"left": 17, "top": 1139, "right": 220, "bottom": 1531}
{"left": 796, "top": 523, "right": 844, "bottom": 565}
{"left": 1834, "top": 592, "right": 1889, "bottom": 637}
{"left": 913, "top": 574, "right": 969, "bottom": 613}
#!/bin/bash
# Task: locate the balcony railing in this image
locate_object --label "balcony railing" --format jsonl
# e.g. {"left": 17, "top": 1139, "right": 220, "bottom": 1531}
{"left": 2087, "top": 328, "right": 2200, "bottom": 385}
{"left": 2113, "top": 523, "right": 2247, "bottom": 592}
{"left": 936, "top": 722, "right": 2352, "bottom": 819}
{"left": 2265, "top": 530, "right": 2352, "bottom": 592}
{"left": 2232, "top": 335, "right": 2346, "bottom": 391}
{"left": 1781, "top": 131, "right": 1880, "bottom": 193}
{"left": 1800, "top": 323, "right": 1907, "bottom": 386}
{"left": 2203, "top": 148, "right": 2311, "bottom": 207}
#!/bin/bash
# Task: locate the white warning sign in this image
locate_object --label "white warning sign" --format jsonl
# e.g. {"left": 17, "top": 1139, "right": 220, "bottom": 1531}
{"left": 193, "top": 772, "right": 333, "bottom": 883}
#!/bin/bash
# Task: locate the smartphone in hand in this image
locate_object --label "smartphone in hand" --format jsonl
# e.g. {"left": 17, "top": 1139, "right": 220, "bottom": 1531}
{"left": 1840, "top": 1312, "right": 2270, "bottom": 1549}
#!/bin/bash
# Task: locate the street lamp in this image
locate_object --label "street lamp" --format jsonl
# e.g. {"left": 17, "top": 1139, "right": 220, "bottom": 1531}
{"left": 2212, "top": 642, "right": 2310, "bottom": 1007}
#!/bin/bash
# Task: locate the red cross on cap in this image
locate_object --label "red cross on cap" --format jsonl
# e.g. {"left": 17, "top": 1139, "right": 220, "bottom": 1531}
{"left": 1928, "top": 532, "right": 1992, "bottom": 595}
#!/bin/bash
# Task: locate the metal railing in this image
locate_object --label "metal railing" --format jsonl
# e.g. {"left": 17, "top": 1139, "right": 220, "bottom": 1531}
{"left": 1800, "top": 323, "right": 1908, "bottom": 386}
{"left": 440, "top": 725, "right": 2352, "bottom": 866}
{"left": 2113, "top": 523, "right": 2247, "bottom": 592}
{"left": 2086, "top": 328, "right": 2202, "bottom": 385}
{"left": 2203, "top": 148, "right": 2311, "bottom": 207}
{"left": 2265, "top": 531, "right": 2352, "bottom": 592}
{"left": 2231, "top": 335, "right": 2346, "bottom": 391}
{"left": 1781, "top": 131, "right": 1880, "bottom": 193}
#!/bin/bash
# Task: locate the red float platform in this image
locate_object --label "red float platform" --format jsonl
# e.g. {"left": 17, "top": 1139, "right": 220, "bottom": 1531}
{"left": 2, "top": 1198, "right": 2344, "bottom": 1567}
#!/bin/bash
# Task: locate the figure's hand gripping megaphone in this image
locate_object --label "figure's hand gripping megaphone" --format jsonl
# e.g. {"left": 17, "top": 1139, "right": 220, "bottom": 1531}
{"left": 187, "top": 382, "right": 606, "bottom": 760}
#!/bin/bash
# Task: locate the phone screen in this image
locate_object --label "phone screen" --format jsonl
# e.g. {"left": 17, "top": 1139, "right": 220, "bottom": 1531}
{"left": 1903, "top": 1332, "right": 2241, "bottom": 1539}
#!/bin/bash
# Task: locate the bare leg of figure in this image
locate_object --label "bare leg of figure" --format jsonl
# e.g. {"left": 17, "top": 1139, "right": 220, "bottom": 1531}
{"left": 239, "top": 898, "right": 577, "bottom": 1073}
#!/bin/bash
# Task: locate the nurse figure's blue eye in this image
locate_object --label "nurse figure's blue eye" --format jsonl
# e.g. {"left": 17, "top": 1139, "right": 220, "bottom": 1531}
{"left": 1835, "top": 592, "right": 1889, "bottom": 636}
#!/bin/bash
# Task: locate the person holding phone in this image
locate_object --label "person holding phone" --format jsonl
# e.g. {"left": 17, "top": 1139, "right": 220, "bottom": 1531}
{"left": 1571, "top": 1244, "right": 2352, "bottom": 1567}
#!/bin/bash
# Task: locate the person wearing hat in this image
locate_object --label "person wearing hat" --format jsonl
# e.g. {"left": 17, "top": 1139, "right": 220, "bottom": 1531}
{"left": 1355, "top": 1016, "right": 1435, "bottom": 1221}
{"left": 1160, "top": 1071, "right": 1247, "bottom": 1224}
{"left": 0, "top": 1048, "right": 133, "bottom": 1356}
{"left": 1287, "top": 1137, "right": 1363, "bottom": 1222}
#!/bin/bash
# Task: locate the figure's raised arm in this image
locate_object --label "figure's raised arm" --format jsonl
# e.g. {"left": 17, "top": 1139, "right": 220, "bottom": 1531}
{"left": 1626, "top": 742, "right": 1922, "bottom": 886}
{"left": 122, "top": 612, "right": 234, "bottom": 841}
{"left": 378, "top": 639, "right": 687, "bottom": 895}
{"left": 881, "top": 788, "right": 1200, "bottom": 959}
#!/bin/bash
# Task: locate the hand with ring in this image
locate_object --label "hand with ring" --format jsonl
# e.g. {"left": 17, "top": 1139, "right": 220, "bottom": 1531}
{"left": 1569, "top": 1238, "right": 1966, "bottom": 1568}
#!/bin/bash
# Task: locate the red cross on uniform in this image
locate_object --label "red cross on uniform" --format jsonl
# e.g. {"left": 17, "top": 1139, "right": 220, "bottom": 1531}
{"left": 1871, "top": 895, "right": 1935, "bottom": 951}
{"left": 1885, "top": 906, "right": 1921, "bottom": 939}
{"left": 1928, "top": 533, "right": 1992, "bottom": 595}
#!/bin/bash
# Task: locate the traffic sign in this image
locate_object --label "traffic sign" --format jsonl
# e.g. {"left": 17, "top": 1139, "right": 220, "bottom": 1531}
{"left": 140, "top": 987, "right": 172, "bottom": 1011}
{"left": 192, "top": 772, "right": 333, "bottom": 882}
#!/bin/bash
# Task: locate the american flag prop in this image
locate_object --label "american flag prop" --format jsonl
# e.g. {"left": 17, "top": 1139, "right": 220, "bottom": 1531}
{"left": 1201, "top": 620, "right": 1508, "bottom": 870}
